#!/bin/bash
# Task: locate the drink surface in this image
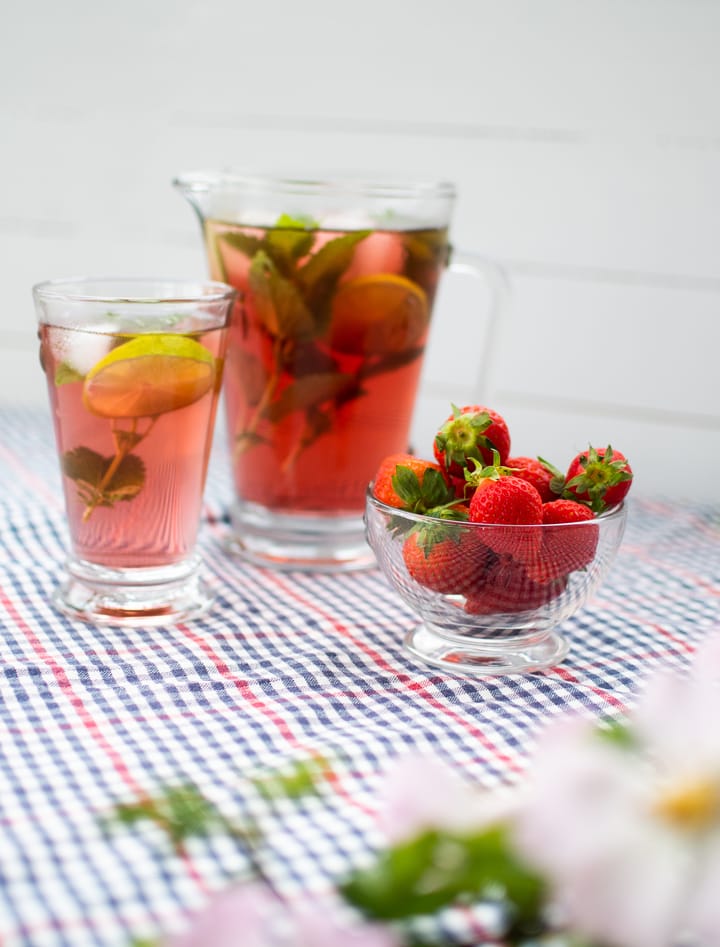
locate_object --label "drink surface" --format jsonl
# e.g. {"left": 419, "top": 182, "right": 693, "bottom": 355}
{"left": 205, "top": 219, "right": 449, "bottom": 514}
{"left": 40, "top": 322, "right": 227, "bottom": 568}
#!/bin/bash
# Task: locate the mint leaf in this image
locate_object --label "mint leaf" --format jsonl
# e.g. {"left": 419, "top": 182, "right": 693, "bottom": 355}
{"left": 249, "top": 250, "right": 316, "bottom": 341}
{"left": 281, "top": 340, "right": 339, "bottom": 378}
{"left": 262, "top": 372, "right": 356, "bottom": 422}
{"left": 62, "top": 446, "right": 107, "bottom": 485}
{"left": 404, "top": 228, "right": 450, "bottom": 264}
{"left": 54, "top": 361, "right": 84, "bottom": 385}
{"left": 358, "top": 345, "right": 425, "bottom": 379}
{"left": 219, "top": 230, "right": 264, "bottom": 258}
{"left": 263, "top": 228, "right": 315, "bottom": 276}
{"left": 233, "top": 349, "right": 267, "bottom": 406}
{"left": 297, "top": 230, "right": 370, "bottom": 329}
{"left": 220, "top": 219, "right": 316, "bottom": 276}
{"left": 235, "top": 430, "right": 268, "bottom": 453}
{"left": 113, "top": 429, "right": 144, "bottom": 453}
{"left": 403, "top": 227, "right": 450, "bottom": 286}
{"left": 298, "top": 404, "right": 333, "bottom": 445}
{"left": 61, "top": 446, "right": 145, "bottom": 508}
{"left": 275, "top": 212, "right": 319, "bottom": 230}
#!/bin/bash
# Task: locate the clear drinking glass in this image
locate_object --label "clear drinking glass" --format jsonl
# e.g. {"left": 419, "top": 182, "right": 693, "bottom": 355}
{"left": 174, "top": 170, "right": 501, "bottom": 572}
{"left": 33, "top": 278, "right": 235, "bottom": 625}
{"left": 365, "top": 492, "right": 628, "bottom": 676}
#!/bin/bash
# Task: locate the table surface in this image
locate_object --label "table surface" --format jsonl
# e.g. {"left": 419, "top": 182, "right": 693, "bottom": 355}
{"left": 1, "top": 406, "right": 719, "bottom": 947}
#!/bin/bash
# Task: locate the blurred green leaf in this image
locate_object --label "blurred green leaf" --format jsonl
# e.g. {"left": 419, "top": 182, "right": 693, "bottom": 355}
{"left": 253, "top": 754, "right": 334, "bottom": 800}
{"left": 595, "top": 718, "right": 636, "bottom": 750}
{"left": 107, "top": 784, "right": 241, "bottom": 853}
{"left": 340, "top": 824, "right": 546, "bottom": 932}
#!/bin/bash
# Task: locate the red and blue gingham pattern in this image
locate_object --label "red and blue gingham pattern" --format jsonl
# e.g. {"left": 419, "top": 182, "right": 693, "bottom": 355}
{"left": 1, "top": 406, "right": 719, "bottom": 946}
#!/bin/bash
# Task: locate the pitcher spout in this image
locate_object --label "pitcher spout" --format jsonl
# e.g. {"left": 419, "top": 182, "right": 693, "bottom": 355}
{"left": 172, "top": 171, "right": 216, "bottom": 225}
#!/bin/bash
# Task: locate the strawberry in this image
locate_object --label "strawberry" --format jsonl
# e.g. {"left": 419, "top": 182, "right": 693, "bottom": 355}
{"left": 505, "top": 456, "right": 554, "bottom": 503}
{"left": 465, "top": 554, "right": 567, "bottom": 614}
{"left": 468, "top": 475, "right": 543, "bottom": 527}
{"left": 542, "top": 498, "right": 598, "bottom": 531}
{"left": 467, "top": 461, "right": 543, "bottom": 564}
{"left": 524, "top": 499, "right": 599, "bottom": 584}
{"left": 543, "top": 445, "right": 633, "bottom": 513}
{"left": 372, "top": 453, "right": 455, "bottom": 513}
{"left": 433, "top": 405, "right": 511, "bottom": 495}
{"left": 563, "top": 446, "right": 633, "bottom": 513}
{"left": 402, "top": 525, "right": 496, "bottom": 596}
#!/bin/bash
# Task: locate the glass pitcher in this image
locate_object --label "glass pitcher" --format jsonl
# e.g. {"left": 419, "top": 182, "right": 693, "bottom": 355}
{"left": 174, "top": 171, "right": 496, "bottom": 572}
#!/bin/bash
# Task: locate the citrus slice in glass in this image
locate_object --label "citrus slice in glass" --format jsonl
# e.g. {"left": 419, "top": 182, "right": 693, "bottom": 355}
{"left": 328, "top": 273, "right": 429, "bottom": 355}
{"left": 82, "top": 334, "right": 215, "bottom": 419}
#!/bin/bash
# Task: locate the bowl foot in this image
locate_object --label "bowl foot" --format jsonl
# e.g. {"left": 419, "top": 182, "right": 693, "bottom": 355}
{"left": 403, "top": 624, "right": 569, "bottom": 677}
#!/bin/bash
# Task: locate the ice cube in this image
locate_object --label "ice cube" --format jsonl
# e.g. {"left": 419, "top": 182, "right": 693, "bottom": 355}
{"left": 321, "top": 211, "right": 377, "bottom": 231}
{"left": 53, "top": 324, "right": 115, "bottom": 376}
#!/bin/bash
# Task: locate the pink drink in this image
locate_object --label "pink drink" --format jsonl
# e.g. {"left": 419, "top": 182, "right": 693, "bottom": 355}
{"left": 40, "top": 323, "right": 227, "bottom": 569}
{"left": 174, "top": 171, "right": 456, "bottom": 569}
{"left": 204, "top": 220, "right": 449, "bottom": 514}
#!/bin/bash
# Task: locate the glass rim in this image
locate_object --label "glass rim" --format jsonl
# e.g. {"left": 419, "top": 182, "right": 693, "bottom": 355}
{"left": 32, "top": 276, "right": 236, "bottom": 305}
{"left": 173, "top": 169, "right": 457, "bottom": 202}
{"left": 366, "top": 485, "right": 627, "bottom": 528}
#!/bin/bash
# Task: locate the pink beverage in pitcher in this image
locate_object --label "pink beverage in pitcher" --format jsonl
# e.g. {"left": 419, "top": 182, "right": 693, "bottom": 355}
{"left": 174, "top": 172, "right": 457, "bottom": 570}
{"left": 33, "top": 278, "right": 234, "bottom": 625}
{"left": 204, "top": 220, "right": 449, "bottom": 513}
{"left": 40, "top": 322, "right": 226, "bottom": 568}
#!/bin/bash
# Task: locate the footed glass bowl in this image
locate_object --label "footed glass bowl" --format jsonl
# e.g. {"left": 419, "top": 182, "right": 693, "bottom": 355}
{"left": 365, "top": 490, "right": 627, "bottom": 676}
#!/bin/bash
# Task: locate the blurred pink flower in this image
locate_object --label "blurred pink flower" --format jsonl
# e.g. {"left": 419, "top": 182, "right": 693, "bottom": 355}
{"left": 376, "top": 753, "right": 517, "bottom": 843}
{"left": 513, "top": 636, "right": 720, "bottom": 947}
{"left": 168, "top": 881, "right": 399, "bottom": 947}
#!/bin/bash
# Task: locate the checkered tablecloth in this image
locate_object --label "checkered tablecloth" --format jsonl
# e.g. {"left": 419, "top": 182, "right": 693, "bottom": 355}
{"left": 1, "top": 406, "right": 719, "bottom": 947}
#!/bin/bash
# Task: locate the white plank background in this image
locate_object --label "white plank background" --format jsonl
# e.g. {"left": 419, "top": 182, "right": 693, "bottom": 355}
{"left": 2, "top": 0, "right": 718, "bottom": 500}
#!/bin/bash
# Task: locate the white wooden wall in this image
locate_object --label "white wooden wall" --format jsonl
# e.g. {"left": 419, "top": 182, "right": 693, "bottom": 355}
{"left": 2, "top": 0, "right": 719, "bottom": 501}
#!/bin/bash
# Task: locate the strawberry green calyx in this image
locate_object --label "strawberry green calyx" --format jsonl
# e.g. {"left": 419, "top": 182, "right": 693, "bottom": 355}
{"left": 390, "top": 464, "right": 455, "bottom": 514}
{"left": 463, "top": 450, "right": 512, "bottom": 491}
{"left": 434, "top": 404, "right": 494, "bottom": 469}
{"left": 389, "top": 496, "right": 468, "bottom": 544}
{"left": 426, "top": 499, "right": 470, "bottom": 522}
{"left": 387, "top": 496, "right": 468, "bottom": 548}
{"left": 565, "top": 444, "right": 633, "bottom": 513}
{"left": 538, "top": 456, "right": 568, "bottom": 500}
{"left": 411, "top": 518, "right": 463, "bottom": 556}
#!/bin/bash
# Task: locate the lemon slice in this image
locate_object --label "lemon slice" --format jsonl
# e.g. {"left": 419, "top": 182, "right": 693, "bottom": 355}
{"left": 329, "top": 273, "right": 429, "bottom": 356}
{"left": 83, "top": 334, "right": 216, "bottom": 419}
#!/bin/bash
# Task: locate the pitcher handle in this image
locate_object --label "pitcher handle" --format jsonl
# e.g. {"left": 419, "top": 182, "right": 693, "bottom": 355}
{"left": 446, "top": 250, "right": 511, "bottom": 405}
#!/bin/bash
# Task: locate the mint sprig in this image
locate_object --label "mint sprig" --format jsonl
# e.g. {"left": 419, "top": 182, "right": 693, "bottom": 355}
{"left": 217, "top": 222, "right": 445, "bottom": 469}
{"left": 62, "top": 445, "right": 145, "bottom": 520}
